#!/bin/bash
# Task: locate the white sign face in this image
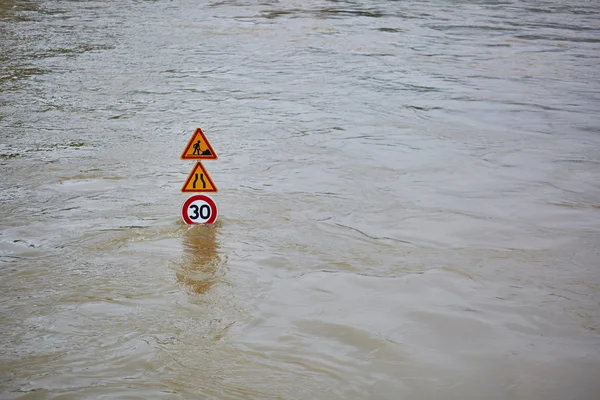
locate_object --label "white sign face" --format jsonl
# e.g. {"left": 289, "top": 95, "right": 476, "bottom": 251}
{"left": 181, "top": 194, "right": 218, "bottom": 225}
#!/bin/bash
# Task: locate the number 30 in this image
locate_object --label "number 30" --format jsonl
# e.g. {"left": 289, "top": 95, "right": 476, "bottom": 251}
{"left": 190, "top": 204, "right": 210, "bottom": 220}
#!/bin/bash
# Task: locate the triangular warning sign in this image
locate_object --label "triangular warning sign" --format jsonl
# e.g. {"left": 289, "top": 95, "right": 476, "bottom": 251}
{"left": 182, "top": 162, "right": 218, "bottom": 193}
{"left": 181, "top": 128, "right": 218, "bottom": 160}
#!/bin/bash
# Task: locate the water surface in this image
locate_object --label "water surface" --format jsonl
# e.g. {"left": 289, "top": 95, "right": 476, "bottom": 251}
{"left": 1, "top": 0, "right": 600, "bottom": 398}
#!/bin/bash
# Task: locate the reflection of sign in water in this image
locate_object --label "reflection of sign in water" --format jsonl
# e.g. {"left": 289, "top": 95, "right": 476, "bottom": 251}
{"left": 181, "top": 128, "right": 218, "bottom": 160}
{"left": 181, "top": 194, "right": 218, "bottom": 224}
{"left": 182, "top": 162, "right": 217, "bottom": 193}
{"left": 177, "top": 223, "right": 220, "bottom": 294}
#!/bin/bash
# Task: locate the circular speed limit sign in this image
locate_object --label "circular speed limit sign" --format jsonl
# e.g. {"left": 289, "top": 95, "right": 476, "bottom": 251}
{"left": 181, "top": 194, "right": 218, "bottom": 225}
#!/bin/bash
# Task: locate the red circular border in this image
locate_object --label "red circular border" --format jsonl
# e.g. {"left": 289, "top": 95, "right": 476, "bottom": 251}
{"left": 181, "top": 195, "right": 218, "bottom": 225}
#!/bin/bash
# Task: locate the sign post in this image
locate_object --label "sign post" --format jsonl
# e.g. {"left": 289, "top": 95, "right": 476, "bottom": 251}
{"left": 181, "top": 128, "right": 218, "bottom": 224}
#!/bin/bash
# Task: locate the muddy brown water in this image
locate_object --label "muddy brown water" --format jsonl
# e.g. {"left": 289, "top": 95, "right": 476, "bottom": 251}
{"left": 1, "top": 0, "right": 600, "bottom": 398}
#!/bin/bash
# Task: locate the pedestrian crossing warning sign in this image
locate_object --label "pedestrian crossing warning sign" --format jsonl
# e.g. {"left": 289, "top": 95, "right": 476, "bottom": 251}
{"left": 181, "top": 128, "right": 218, "bottom": 160}
{"left": 182, "top": 162, "right": 218, "bottom": 192}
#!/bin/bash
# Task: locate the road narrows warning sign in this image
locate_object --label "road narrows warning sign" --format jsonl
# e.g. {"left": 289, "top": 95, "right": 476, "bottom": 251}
{"left": 182, "top": 162, "right": 218, "bottom": 193}
{"left": 181, "top": 128, "right": 218, "bottom": 160}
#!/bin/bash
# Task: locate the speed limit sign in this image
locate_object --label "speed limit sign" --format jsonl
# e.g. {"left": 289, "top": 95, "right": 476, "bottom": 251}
{"left": 181, "top": 194, "right": 218, "bottom": 225}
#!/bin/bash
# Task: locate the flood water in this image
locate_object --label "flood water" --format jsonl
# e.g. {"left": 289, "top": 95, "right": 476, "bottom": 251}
{"left": 1, "top": 0, "right": 600, "bottom": 398}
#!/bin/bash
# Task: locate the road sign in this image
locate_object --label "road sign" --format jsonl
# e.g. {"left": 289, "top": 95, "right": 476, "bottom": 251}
{"left": 182, "top": 162, "right": 217, "bottom": 192}
{"left": 181, "top": 128, "right": 218, "bottom": 160}
{"left": 181, "top": 194, "right": 218, "bottom": 224}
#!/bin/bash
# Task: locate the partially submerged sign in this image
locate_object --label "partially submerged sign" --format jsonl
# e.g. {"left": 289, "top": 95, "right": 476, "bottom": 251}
{"left": 182, "top": 162, "right": 217, "bottom": 193}
{"left": 181, "top": 194, "right": 218, "bottom": 224}
{"left": 181, "top": 128, "right": 218, "bottom": 224}
{"left": 181, "top": 128, "right": 218, "bottom": 160}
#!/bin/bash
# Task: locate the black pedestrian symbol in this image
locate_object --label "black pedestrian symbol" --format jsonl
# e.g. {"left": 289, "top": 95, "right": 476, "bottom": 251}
{"left": 192, "top": 140, "right": 212, "bottom": 156}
